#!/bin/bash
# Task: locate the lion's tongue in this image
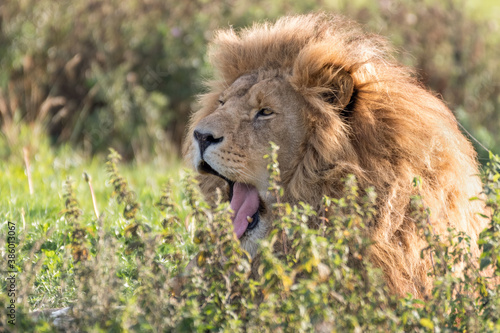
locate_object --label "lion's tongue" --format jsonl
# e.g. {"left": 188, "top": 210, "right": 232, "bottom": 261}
{"left": 230, "top": 182, "right": 259, "bottom": 238}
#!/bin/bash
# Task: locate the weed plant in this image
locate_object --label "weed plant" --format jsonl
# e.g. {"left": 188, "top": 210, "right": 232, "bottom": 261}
{"left": 1, "top": 143, "right": 500, "bottom": 332}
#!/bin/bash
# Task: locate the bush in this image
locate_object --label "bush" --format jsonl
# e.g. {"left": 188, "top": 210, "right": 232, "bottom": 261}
{"left": 1, "top": 0, "right": 499, "bottom": 160}
{"left": 360, "top": 0, "right": 500, "bottom": 160}
{"left": 1, "top": 144, "right": 499, "bottom": 332}
{"left": 0, "top": 0, "right": 230, "bottom": 159}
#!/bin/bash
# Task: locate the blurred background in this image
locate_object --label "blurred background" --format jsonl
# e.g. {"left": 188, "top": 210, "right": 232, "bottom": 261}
{"left": 0, "top": 0, "right": 499, "bottom": 164}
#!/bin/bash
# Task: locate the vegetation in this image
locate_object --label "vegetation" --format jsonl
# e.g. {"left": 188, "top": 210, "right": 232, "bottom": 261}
{"left": 0, "top": 0, "right": 499, "bottom": 160}
{"left": 0, "top": 139, "right": 499, "bottom": 331}
{"left": 1, "top": 0, "right": 500, "bottom": 331}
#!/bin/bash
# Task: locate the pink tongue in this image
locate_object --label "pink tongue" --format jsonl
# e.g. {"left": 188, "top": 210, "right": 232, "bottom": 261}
{"left": 230, "top": 182, "right": 260, "bottom": 238}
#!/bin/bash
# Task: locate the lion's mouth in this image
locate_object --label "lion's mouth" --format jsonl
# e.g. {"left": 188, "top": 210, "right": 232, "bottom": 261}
{"left": 198, "top": 161, "right": 262, "bottom": 238}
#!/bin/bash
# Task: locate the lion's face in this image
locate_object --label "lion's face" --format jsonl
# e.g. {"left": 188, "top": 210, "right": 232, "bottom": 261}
{"left": 188, "top": 71, "right": 308, "bottom": 256}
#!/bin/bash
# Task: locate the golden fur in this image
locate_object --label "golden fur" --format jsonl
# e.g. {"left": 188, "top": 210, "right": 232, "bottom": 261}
{"left": 183, "top": 13, "right": 486, "bottom": 297}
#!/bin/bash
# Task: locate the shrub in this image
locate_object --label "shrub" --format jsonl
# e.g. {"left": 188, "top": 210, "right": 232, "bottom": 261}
{"left": 2, "top": 144, "right": 500, "bottom": 332}
{"left": 1, "top": 0, "right": 499, "bottom": 160}
{"left": 0, "top": 0, "right": 229, "bottom": 159}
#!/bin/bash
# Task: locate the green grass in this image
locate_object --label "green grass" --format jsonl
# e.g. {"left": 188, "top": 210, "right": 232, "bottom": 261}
{"left": 1, "top": 136, "right": 500, "bottom": 332}
{"left": 0, "top": 137, "right": 191, "bottom": 310}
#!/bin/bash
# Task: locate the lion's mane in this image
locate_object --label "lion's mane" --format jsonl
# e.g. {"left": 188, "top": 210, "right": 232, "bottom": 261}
{"left": 188, "top": 13, "right": 486, "bottom": 297}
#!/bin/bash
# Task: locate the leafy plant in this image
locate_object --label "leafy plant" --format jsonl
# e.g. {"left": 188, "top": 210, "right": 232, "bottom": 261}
{"left": 1, "top": 141, "right": 500, "bottom": 331}
{"left": 1, "top": 0, "right": 499, "bottom": 160}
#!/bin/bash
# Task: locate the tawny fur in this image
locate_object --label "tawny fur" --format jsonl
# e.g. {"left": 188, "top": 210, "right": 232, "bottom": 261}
{"left": 183, "top": 13, "right": 486, "bottom": 298}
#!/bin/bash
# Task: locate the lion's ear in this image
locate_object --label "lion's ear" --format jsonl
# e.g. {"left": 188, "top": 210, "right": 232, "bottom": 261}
{"left": 320, "top": 66, "right": 354, "bottom": 109}
{"left": 291, "top": 43, "right": 355, "bottom": 110}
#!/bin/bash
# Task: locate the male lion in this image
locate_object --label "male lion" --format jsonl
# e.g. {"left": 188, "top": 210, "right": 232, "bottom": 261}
{"left": 183, "top": 13, "right": 486, "bottom": 297}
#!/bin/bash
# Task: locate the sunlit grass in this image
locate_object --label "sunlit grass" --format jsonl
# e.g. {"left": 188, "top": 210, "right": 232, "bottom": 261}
{"left": 1, "top": 136, "right": 499, "bottom": 331}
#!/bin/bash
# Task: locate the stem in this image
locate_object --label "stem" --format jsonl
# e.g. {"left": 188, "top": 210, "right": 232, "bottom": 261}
{"left": 322, "top": 206, "right": 327, "bottom": 237}
{"left": 21, "top": 207, "right": 26, "bottom": 231}
{"left": 276, "top": 192, "right": 288, "bottom": 256}
{"left": 84, "top": 172, "right": 100, "bottom": 219}
{"left": 23, "top": 147, "right": 33, "bottom": 195}
{"left": 424, "top": 203, "right": 437, "bottom": 276}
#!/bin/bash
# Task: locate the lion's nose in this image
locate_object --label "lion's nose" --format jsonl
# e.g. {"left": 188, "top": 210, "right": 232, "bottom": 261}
{"left": 193, "top": 130, "right": 224, "bottom": 158}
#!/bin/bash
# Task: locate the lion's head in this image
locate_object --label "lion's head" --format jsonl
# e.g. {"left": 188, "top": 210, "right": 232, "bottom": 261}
{"left": 183, "top": 13, "right": 486, "bottom": 297}
{"left": 187, "top": 70, "right": 313, "bottom": 256}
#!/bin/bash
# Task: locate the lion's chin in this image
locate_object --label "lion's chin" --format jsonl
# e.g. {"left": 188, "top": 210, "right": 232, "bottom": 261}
{"left": 239, "top": 217, "right": 269, "bottom": 258}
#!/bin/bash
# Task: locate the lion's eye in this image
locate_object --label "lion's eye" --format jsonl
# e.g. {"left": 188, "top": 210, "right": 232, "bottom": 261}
{"left": 256, "top": 108, "right": 274, "bottom": 117}
{"left": 218, "top": 100, "right": 225, "bottom": 106}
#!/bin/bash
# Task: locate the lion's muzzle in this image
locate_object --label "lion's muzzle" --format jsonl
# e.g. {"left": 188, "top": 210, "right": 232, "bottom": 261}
{"left": 193, "top": 130, "right": 223, "bottom": 159}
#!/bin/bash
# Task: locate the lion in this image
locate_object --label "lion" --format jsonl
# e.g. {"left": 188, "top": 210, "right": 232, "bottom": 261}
{"left": 182, "top": 13, "right": 487, "bottom": 298}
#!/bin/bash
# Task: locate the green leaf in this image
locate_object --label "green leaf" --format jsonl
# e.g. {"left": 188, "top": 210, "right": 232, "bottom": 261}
{"left": 419, "top": 318, "right": 434, "bottom": 329}
{"left": 493, "top": 173, "right": 500, "bottom": 183}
